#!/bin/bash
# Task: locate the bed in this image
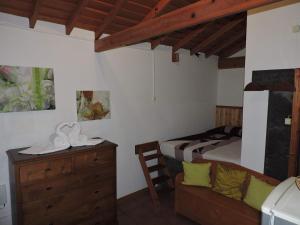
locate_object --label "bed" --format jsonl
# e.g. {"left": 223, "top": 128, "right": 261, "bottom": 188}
{"left": 160, "top": 105, "right": 243, "bottom": 178}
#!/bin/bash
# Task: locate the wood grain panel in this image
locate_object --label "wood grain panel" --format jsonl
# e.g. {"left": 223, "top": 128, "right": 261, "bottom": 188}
{"left": 288, "top": 68, "right": 300, "bottom": 176}
{"left": 216, "top": 105, "right": 243, "bottom": 127}
{"left": 19, "top": 157, "right": 72, "bottom": 184}
{"left": 218, "top": 56, "right": 245, "bottom": 69}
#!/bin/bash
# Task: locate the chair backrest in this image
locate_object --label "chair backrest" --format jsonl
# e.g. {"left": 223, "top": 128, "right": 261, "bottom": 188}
{"left": 135, "top": 141, "right": 161, "bottom": 155}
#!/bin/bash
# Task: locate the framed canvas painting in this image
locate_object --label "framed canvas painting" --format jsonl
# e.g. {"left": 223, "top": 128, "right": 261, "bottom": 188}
{"left": 0, "top": 65, "right": 55, "bottom": 112}
{"left": 77, "top": 90, "right": 111, "bottom": 121}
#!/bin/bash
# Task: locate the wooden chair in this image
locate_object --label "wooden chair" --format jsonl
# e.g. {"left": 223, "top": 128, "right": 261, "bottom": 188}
{"left": 135, "top": 141, "right": 174, "bottom": 206}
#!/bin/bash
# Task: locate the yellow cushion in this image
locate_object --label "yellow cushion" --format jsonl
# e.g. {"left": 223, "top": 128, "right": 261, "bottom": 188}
{"left": 182, "top": 161, "right": 212, "bottom": 187}
{"left": 244, "top": 176, "right": 275, "bottom": 211}
{"left": 213, "top": 164, "right": 247, "bottom": 200}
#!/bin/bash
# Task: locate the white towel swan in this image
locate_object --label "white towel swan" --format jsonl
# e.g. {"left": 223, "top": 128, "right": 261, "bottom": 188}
{"left": 19, "top": 122, "right": 104, "bottom": 155}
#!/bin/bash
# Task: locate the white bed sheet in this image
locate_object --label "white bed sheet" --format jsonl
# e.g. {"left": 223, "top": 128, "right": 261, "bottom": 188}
{"left": 202, "top": 139, "right": 241, "bottom": 165}
{"left": 160, "top": 140, "right": 192, "bottom": 159}
{"left": 160, "top": 139, "right": 222, "bottom": 162}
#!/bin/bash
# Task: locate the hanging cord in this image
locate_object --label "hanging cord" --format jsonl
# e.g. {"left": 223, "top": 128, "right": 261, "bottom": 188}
{"left": 152, "top": 50, "right": 156, "bottom": 102}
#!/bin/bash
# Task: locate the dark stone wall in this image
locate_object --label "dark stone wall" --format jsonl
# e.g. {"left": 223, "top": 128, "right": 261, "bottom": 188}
{"left": 252, "top": 69, "right": 294, "bottom": 181}
{"left": 253, "top": 69, "right": 294, "bottom": 86}
{"left": 264, "top": 92, "right": 293, "bottom": 181}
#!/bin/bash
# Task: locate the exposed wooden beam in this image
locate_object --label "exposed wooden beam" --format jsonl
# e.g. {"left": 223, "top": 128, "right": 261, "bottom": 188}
{"left": 220, "top": 40, "right": 246, "bottom": 57}
{"left": 95, "top": 0, "right": 127, "bottom": 39}
{"left": 95, "top": 0, "right": 282, "bottom": 52}
{"left": 218, "top": 56, "right": 245, "bottom": 69}
{"left": 190, "top": 18, "right": 243, "bottom": 55}
{"left": 146, "top": 0, "right": 173, "bottom": 50}
{"left": 172, "top": 51, "right": 179, "bottom": 62}
{"left": 143, "top": 0, "right": 172, "bottom": 22}
{"left": 29, "top": 0, "right": 44, "bottom": 28}
{"left": 206, "top": 29, "right": 246, "bottom": 57}
{"left": 288, "top": 68, "right": 300, "bottom": 176}
{"left": 172, "top": 23, "right": 212, "bottom": 53}
{"left": 151, "top": 36, "right": 167, "bottom": 49}
{"left": 66, "top": 0, "right": 90, "bottom": 35}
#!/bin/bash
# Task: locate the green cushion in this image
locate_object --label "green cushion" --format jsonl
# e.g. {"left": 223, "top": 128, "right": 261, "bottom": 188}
{"left": 213, "top": 164, "right": 247, "bottom": 200}
{"left": 243, "top": 175, "right": 275, "bottom": 211}
{"left": 182, "top": 161, "right": 212, "bottom": 187}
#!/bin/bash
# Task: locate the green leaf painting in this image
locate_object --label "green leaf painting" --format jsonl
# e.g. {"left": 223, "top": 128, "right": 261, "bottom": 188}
{"left": 0, "top": 65, "right": 55, "bottom": 112}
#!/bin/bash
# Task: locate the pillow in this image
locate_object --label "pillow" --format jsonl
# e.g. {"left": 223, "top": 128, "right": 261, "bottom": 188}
{"left": 243, "top": 176, "right": 275, "bottom": 211}
{"left": 213, "top": 164, "right": 247, "bottom": 200}
{"left": 224, "top": 126, "right": 234, "bottom": 134}
{"left": 182, "top": 161, "right": 212, "bottom": 187}
{"left": 230, "top": 127, "right": 242, "bottom": 137}
{"left": 206, "top": 126, "right": 226, "bottom": 135}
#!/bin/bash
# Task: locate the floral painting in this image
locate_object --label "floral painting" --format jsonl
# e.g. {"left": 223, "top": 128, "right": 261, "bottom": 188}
{"left": 0, "top": 65, "right": 55, "bottom": 112}
{"left": 77, "top": 90, "right": 111, "bottom": 121}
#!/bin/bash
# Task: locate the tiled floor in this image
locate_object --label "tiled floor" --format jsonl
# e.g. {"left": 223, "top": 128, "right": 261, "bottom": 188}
{"left": 117, "top": 189, "right": 198, "bottom": 225}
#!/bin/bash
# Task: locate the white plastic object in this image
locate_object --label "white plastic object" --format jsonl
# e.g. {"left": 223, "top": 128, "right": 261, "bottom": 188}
{"left": 285, "top": 117, "right": 292, "bottom": 125}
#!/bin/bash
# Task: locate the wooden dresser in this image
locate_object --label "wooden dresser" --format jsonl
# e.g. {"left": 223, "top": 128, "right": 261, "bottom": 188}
{"left": 7, "top": 141, "right": 117, "bottom": 225}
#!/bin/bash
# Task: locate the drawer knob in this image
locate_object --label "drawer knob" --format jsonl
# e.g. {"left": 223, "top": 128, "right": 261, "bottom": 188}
{"left": 94, "top": 190, "right": 100, "bottom": 194}
{"left": 45, "top": 168, "right": 52, "bottom": 172}
{"left": 46, "top": 186, "right": 53, "bottom": 191}
{"left": 93, "top": 158, "right": 98, "bottom": 162}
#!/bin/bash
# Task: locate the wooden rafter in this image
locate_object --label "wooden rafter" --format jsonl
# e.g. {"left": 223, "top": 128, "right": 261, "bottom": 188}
{"left": 172, "top": 51, "right": 179, "bottom": 62}
{"left": 190, "top": 18, "right": 243, "bottom": 55}
{"left": 218, "top": 56, "right": 245, "bottom": 69}
{"left": 206, "top": 29, "right": 246, "bottom": 57}
{"left": 172, "top": 23, "right": 212, "bottom": 53}
{"left": 95, "top": 0, "right": 282, "bottom": 52}
{"left": 95, "top": 0, "right": 127, "bottom": 39}
{"left": 142, "top": 0, "right": 172, "bottom": 22}
{"left": 146, "top": 0, "right": 173, "bottom": 50}
{"left": 220, "top": 39, "right": 246, "bottom": 57}
{"left": 151, "top": 36, "right": 167, "bottom": 49}
{"left": 66, "top": 0, "right": 90, "bottom": 35}
{"left": 29, "top": 0, "right": 43, "bottom": 28}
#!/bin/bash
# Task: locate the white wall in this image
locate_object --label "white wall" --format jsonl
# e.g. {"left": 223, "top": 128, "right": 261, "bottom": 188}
{"left": 241, "top": 1, "right": 300, "bottom": 172}
{"left": 0, "top": 13, "right": 218, "bottom": 224}
{"left": 217, "top": 68, "right": 245, "bottom": 106}
{"left": 217, "top": 50, "right": 245, "bottom": 107}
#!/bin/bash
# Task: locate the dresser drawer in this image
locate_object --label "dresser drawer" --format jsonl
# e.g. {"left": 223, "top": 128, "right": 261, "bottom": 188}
{"left": 74, "top": 215, "right": 109, "bottom": 225}
{"left": 23, "top": 192, "right": 115, "bottom": 225}
{"left": 21, "top": 165, "right": 115, "bottom": 203}
{"left": 22, "top": 179, "right": 115, "bottom": 217}
{"left": 19, "top": 158, "right": 72, "bottom": 184}
{"left": 77, "top": 165, "right": 115, "bottom": 184}
{"left": 21, "top": 174, "right": 78, "bottom": 203}
{"left": 74, "top": 148, "right": 114, "bottom": 170}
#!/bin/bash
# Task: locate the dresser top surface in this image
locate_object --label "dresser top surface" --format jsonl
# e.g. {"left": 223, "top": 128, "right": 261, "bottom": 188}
{"left": 6, "top": 140, "right": 117, "bottom": 164}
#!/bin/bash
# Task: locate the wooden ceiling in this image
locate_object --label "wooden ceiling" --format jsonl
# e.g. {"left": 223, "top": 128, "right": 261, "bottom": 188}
{"left": 0, "top": 0, "right": 281, "bottom": 60}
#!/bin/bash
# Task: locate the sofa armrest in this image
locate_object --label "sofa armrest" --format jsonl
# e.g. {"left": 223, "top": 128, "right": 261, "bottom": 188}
{"left": 175, "top": 172, "right": 184, "bottom": 186}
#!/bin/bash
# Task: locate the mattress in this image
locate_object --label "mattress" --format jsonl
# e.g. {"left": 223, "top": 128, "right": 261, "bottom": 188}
{"left": 202, "top": 139, "right": 241, "bottom": 165}
{"left": 160, "top": 128, "right": 242, "bottom": 165}
{"left": 160, "top": 139, "right": 222, "bottom": 162}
